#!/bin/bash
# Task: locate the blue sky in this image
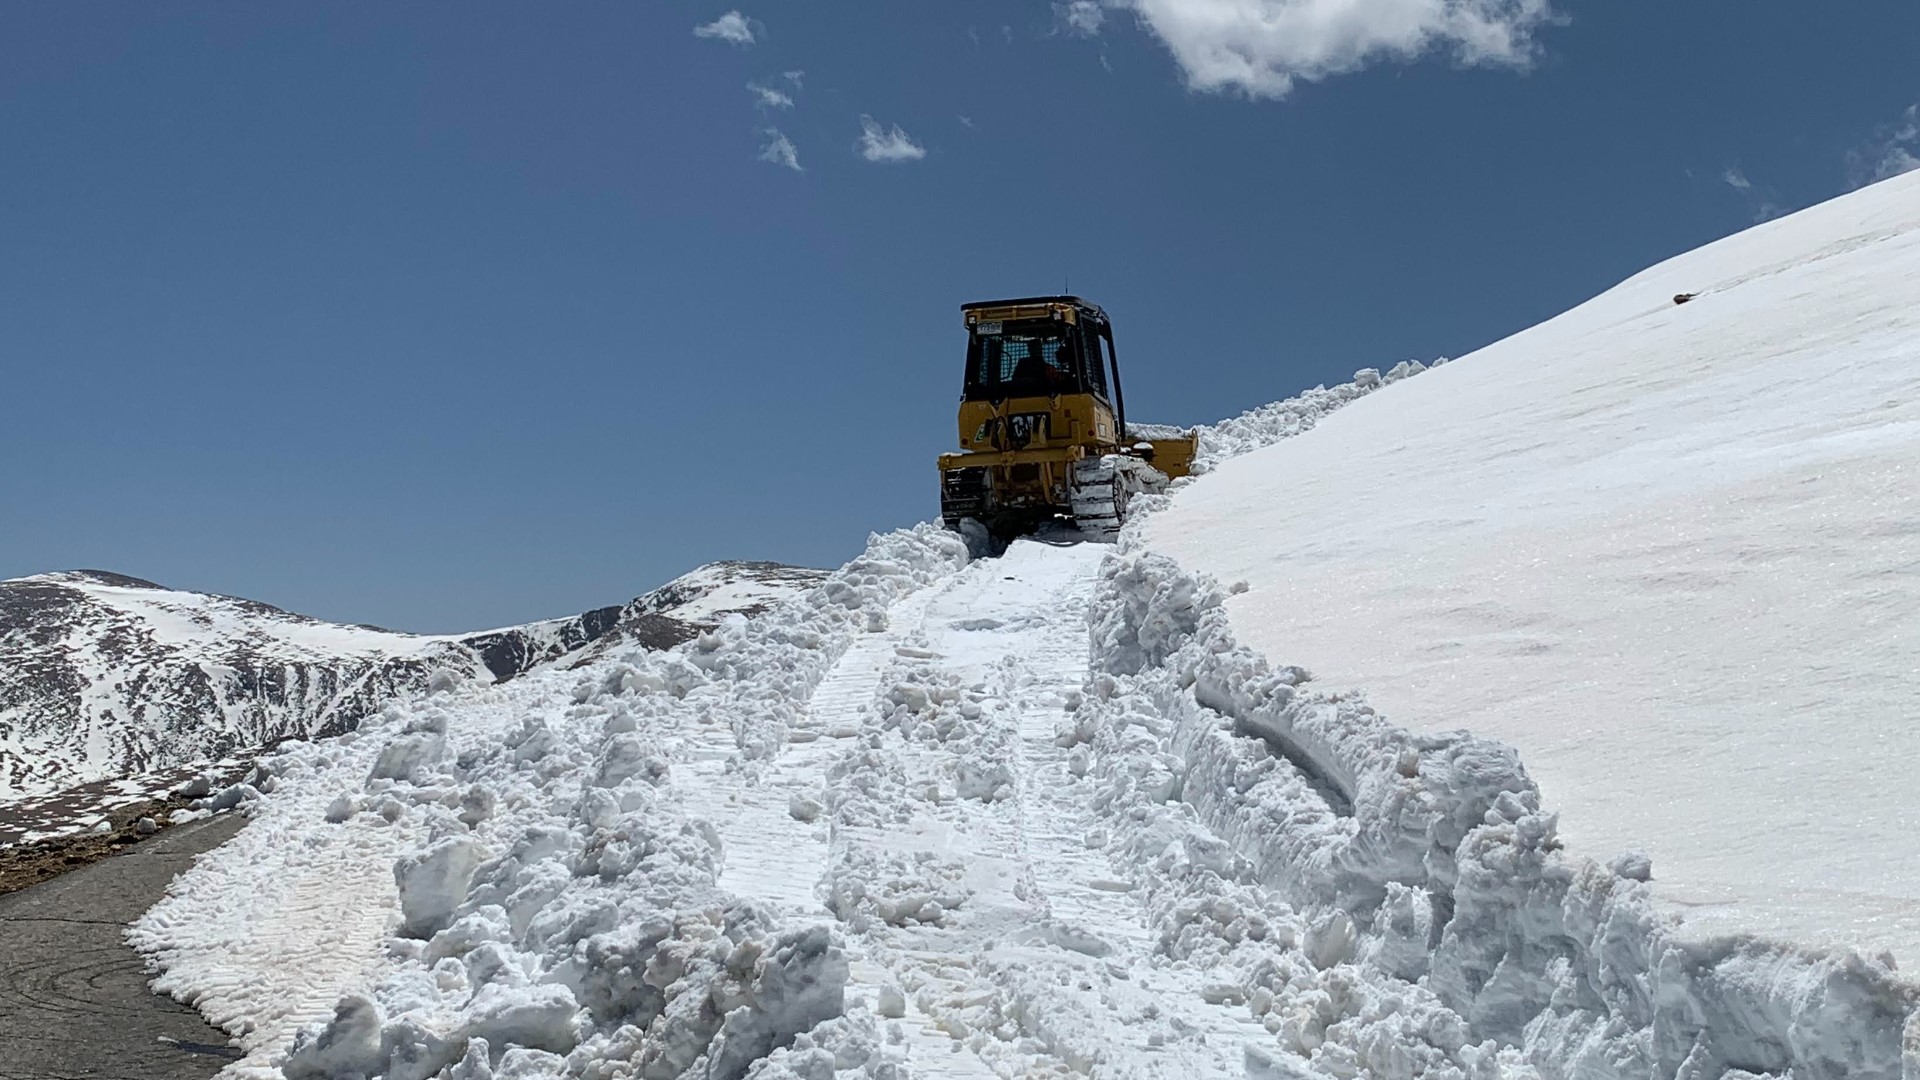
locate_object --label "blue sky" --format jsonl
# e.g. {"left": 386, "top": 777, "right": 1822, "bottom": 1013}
{"left": 3, "top": 2, "right": 1915, "bottom": 632}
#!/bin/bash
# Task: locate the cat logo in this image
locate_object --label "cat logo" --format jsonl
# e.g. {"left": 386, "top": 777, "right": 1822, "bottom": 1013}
{"left": 1005, "top": 413, "right": 1049, "bottom": 448}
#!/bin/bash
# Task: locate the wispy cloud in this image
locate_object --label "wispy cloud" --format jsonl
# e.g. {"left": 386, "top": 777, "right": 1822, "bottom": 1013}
{"left": 1880, "top": 147, "right": 1920, "bottom": 181}
{"left": 748, "top": 81, "right": 793, "bottom": 109}
{"left": 759, "top": 128, "right": 802, "bottom": 172}
{"left": 1119, "top": 0, "right": 1557, "bottom": 99}
{"left": 1718, "top": 165, "right": 1783, "bottom": 223}
{"left": 958, "top": 114, "right": 976, "bottom": 129}
{"left": 1847, "top": 104, "right": 1920, "bottom": 187}
{"left": 782, "top": 70, "right": 805, "bottom": 88}
{"left": 1057, "top": 0, "right": 1106, "bottom": 36}
{"left": 694, "top": 10, "right": 755, "bottom": 46}
{"left": 857, "top": 116, "right": 927, "bottom": 163}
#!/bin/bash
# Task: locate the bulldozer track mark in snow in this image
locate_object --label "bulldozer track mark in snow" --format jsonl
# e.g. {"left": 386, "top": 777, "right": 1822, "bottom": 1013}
{"left": 676, "top": 584, "right": 946, "bottom": 919}
{"left": 814, "top": 577, "right": 1017, "bottom": 1078}
{"left": 154, "top": 830, "right": 405, "bottom": 1079}
{"left": 970, "top": 550, "right": 1271, "bottom": 1076}
{"left": 124, "top": 734, "right": 412, "bottom": 1079}
{"left": 677, "top": 576, "right": 1013, "bottom": 1077}
{"left": 682, "top": 540, "right": 1273, "bottom": 1077}
{"left": 215, "top": 855, "right": 399, "bottom": 1074}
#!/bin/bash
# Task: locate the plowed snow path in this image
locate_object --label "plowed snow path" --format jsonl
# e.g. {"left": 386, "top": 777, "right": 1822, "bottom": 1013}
{"left": 683, "top": 539, "right": 1267, "bottom": 1077}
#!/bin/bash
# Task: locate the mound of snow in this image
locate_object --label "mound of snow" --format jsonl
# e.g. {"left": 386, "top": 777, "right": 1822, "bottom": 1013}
{"left": 1145, "top": 170, "right": 1920, "bottom": 973}
{"left": 130, "top": 526, "right": 966, "bottom": 1079}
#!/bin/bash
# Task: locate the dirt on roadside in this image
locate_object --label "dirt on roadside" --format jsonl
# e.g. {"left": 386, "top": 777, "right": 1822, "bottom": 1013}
{"left": 0, "top": 760, "right": 254, "bottom": 897}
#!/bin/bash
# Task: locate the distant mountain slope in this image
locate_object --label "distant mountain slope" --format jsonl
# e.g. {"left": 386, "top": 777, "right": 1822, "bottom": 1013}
{"left": 462, "top": 561, "right": 830, "bottom": 679}
{"left": 0, "top": 562, "right": 825, "bottom": 799}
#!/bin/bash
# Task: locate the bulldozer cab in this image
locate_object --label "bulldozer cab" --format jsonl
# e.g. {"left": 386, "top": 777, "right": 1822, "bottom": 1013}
{"left": 963, "top": 299, "right": 1122, "bottom": 424}
{"left": 958, "top": 297, "right": 1131, "bottom": 459}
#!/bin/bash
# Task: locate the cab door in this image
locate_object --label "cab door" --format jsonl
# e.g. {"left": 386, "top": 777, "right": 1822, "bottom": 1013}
{"left": 1081, "top": 322, "right": 1120, "bottom": 446}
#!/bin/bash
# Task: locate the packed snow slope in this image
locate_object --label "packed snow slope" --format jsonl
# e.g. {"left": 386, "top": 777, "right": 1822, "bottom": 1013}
{"left": 132, "top": 359, "right": 1915, "bottom": 1080}
{"left": 1146, "top": 169, "right": 1920, "bottom": 968}
{"left": 0, "top": 562, "right": 823, "bottom": 800}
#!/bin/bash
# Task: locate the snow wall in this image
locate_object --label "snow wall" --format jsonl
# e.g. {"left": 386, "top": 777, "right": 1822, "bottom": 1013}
{"left": 1084, "top": 541, "right": 1917, "bottom": 1078}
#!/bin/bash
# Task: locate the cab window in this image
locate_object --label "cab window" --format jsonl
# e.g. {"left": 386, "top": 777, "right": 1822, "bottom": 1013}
{"left": 1083, "top": 327, "right": 1110, "bottom": 399}
{"left": 967, "top": 320, "right": 1080, "bottom": 397}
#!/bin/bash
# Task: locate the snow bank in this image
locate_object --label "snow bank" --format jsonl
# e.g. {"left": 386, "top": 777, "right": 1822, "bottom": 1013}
{"left": 132, "top": 524, "right": 969, "bottom": 1080}
{"left": 1144, "top": 169, "right": 1920, "bottom": 972}
{"left": 1082, "top": 548, "right": 1916, "bottom": 1079}
{"left": 1135, "top": 356, "right": 1437, "bottom": 473}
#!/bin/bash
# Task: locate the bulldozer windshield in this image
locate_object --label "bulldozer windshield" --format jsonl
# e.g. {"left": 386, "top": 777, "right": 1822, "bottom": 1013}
{"left": 966, "top": 319, "right": 1106, "bottom": 401}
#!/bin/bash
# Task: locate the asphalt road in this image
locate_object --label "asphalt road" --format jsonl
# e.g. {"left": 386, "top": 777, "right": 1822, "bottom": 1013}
{"left": 0, "top": 813, "right": 247, "bottom": 1080}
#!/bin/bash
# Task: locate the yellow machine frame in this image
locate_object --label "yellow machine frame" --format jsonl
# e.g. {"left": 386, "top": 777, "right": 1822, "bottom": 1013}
{"left": 937, "top": 297, "right": 1195, "bottom": 536}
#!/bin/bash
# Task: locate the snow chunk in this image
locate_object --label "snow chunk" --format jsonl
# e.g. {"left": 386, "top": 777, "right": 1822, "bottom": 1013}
{"left": 396, "top": 835, "right": 489, "bottom": 939}
{"left": 370, "top": 731, "right": 445, "bottom": 783}
{"left": 282, "top": 994, "right": 385, "bottom": 1080}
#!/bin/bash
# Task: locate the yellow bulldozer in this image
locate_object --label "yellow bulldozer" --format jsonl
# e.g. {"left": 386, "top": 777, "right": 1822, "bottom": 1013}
{"left": 938, "top": 296, "right": 1197, "bottom": 538}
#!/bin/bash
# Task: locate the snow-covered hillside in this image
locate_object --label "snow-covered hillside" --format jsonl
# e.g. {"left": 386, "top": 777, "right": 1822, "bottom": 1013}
{"left": 0, "top": 562, "right": 824, "bottom": 800}
{"left": 136, "top": 520, "right": 1916, "bottom": 1080}
{"left": 1148, "top": 169, "right": 1920, "bottom": 972}
{"left": 119, "top": 179, "right": 1920, "bottom": 1080}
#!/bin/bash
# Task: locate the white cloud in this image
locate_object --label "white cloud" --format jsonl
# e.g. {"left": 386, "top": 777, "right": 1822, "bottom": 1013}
{"left": 694, "top": 11, "right": 755, "bottom": 46}
{"left": 1848, "top": 104, "right": 1919, "bottom": 186}
{"left": 857, "top": 116, "right": 927, "bottom": 163}
{"left": 1879, "top": 147, "right": 1920, "bottom": 181}
{"left": 958, "top": 114, "right": 976, "bottom": 128}
{"left": 783, "top": 70, "right": 806, "bottom": 87}
{"left": 1058, "top": 0, "right": 1106, "bottom": 36}
{"left": 1715, "top": 166, "right": 1783, "bottom": 223}
{"left": 759, "top": 129, "right": 802, "bottom": 172}
{"left": 1123, "top": 0, "right": 1556, "bottom": 99}
{"left": 748, "top": 82, "right": 793, "bottom": 109}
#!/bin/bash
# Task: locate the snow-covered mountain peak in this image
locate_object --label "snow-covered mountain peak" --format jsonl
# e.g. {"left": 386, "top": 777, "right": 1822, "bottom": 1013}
{"left": 631, "top": 560, "right": 835, "bottom": 623}
{"left": 15, "top": 569, "right": 170, "bottom": 589}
